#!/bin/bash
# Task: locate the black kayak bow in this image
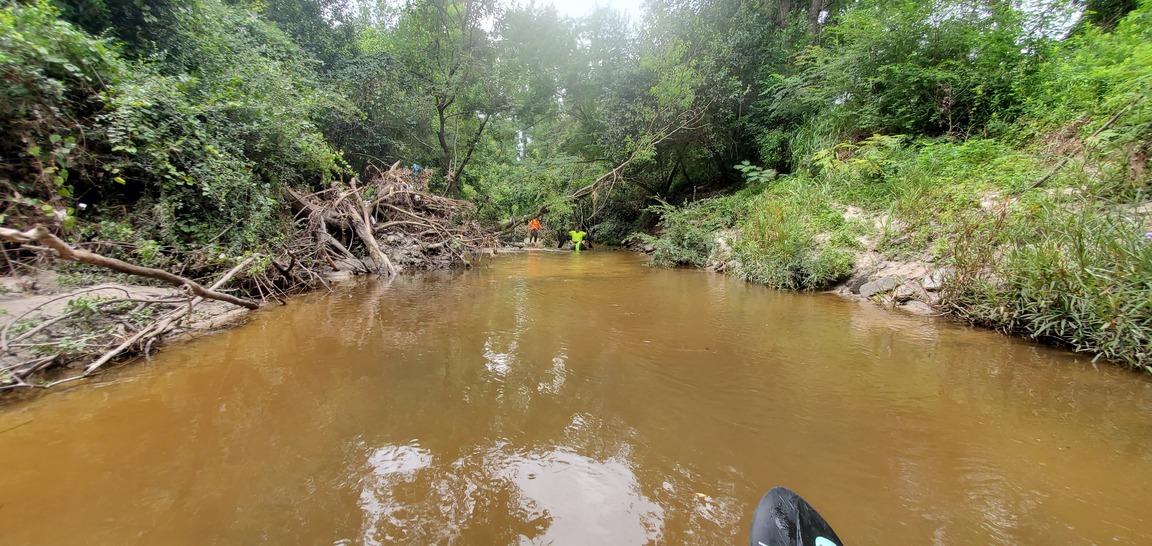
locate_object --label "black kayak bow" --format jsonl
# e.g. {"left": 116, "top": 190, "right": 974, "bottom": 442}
{"left": 750, "top": 487, "right": 843, "bottom": 546}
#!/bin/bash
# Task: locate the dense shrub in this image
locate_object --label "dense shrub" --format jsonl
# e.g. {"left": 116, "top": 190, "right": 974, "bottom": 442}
{"left": 0, "top": 0, "right": 340, "bottom": 257}
{"left": 631, "top": 196, "right": 741, "bottom": 267}
{"left": 0, "top": 0, "right": 125, "bottom": 226}
{"left": 732, "top": 184, "right": 855, "bottom": 290}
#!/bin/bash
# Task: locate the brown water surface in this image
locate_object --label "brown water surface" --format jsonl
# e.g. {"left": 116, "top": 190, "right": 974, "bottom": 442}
{"left": 1, "top": 251, "right": 1151, "bottom": 545}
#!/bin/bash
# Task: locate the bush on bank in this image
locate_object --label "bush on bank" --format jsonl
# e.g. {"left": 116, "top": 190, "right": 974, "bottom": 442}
{"left": 1, "top": 0, "right": 340, "bottom": 270}
{"left": 641, "top": 132, "right": 1152, "bottom": 370}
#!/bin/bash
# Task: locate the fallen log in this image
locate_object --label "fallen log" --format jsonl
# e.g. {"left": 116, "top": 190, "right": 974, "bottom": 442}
{"left": 0, "top": 226, "right": 260, "bottom": 310}
{"left": 349, "top": 178, "right": 398, "bottom": 276}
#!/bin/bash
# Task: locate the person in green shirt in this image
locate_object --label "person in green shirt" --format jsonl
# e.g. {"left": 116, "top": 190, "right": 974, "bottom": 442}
{"left": 567, "top": 228, "right": 592, "bottom": 251}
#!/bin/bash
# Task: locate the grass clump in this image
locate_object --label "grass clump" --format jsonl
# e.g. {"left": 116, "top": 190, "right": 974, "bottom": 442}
{"left": 944, "top": 199, "right": 1152, "bottom": 370}
{"left": 732, "top": 180, "right": 856, "bottom": 290}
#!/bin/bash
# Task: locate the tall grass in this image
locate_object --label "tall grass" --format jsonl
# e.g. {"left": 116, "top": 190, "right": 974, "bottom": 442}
{"left": 732, "top": 183, "right": 856, "bottom": 290}
{"left": 944, "top": 200, "right": 1152, "bottom": 371}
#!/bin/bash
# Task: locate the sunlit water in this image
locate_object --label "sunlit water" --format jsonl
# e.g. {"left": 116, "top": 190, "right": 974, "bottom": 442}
{"left": 1, "top": 251, "right": 1151, "bottom": 545}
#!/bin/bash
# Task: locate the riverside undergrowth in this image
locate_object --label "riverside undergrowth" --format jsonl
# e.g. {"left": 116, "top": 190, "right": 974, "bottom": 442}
{"left": 641, "top": 134, "right": 1152, "bottom": 371}
{"left": 946, "top": 199, "right": 1152, "bottom": 371}
{"left": 638, "top": 1, "right": 1152, "bottom": 372}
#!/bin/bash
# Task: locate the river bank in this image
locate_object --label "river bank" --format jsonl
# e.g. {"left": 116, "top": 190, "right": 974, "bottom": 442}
{"left": 632, "top": 138, "right": 1152, "bottom": 373}
{"left": 0, "top": 271, "right": 253, "bottom": 400}
{"left": 0, "top": 164, "right": 503, "bottom": 399}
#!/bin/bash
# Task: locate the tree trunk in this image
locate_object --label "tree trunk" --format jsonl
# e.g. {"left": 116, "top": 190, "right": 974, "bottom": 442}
{"left": 777, "top": 0, "right": 793, "bottom": 27}
{"left": 808, "top": 0, "right": 825, "bottom": 41}
{"left": 449, "top": 112, "right": 492, "bottom": 195}
{"left": 436, "top": 96, "right": 457, "bottom": 195}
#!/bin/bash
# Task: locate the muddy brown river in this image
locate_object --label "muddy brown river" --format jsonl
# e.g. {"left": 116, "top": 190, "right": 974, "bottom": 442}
{"left": 1, "top": 251, "right": 1151, "bottom": 545}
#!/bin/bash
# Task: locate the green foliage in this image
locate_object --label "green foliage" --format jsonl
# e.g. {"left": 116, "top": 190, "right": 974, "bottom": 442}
{"left": 254, "top": 0, "right": 361, "bottom": 68}
{"left": 631, "top": 196, "right": 741, "bottom": 267}
{"left": 381, "top": 0, "right": 506, "bottom": 195}
{"left": 64, "top": 295, "right": 104, "bottom": 316}
{"left": 0, "top": 0, "right": 125, "bottom": 220}
{"left": 163, "top": 0, "right": 342, "bottom": 185}
{"left": 470, "top": 154, "right": 607, "bottom": 234}
{"left": 52, "top": 0, "right": 182, "bottom": 50}
{"left": 1027, "top": 1, "right": 1152, "bottom": 194}
{"left": 811, "top": 134, "right": 905, "bottom": 178}
{"left": 1072, "top": 0, "right": 1140, "bottom": 32}
{"left": 754, "top": 0, "right": 1053, "bottom": 159}
{"left": 734, "top": 161, "right": 778, "bottom": 189}
{"left": 2, "top": 0, "right": 340, "bottom": 259}
{"left": 731, "top": 184, "right": 855, "bottom": 290}
{"left": 589, "top": 191, "right": 649, "bottom": 245}
{"left": 945, "top": 200, "right": 1152, "bottom": 371}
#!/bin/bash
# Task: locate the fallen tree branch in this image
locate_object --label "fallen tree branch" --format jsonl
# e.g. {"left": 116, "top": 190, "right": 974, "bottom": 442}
{"left": 84, "top": 254, "right": 259, "bottom": 374}
{"left": 0, "top": 226, "right": 260, "bottom": 310}
{"left": 349, "top": 178, "right": 398, "bottom": 276}
{"left": 317, "top": 231, "right": 369, "bottom": 273}
{"left": 287, "top": 187, "right": 352, "bottom": 229}
{"left": 1, "top": 285, "right": 133, "bottom": 352}
{"left": 6, "top": 297, "right": 178, "bottom": 349}
{"left": 496, "top": 105, "right": 705, "bottom": 234}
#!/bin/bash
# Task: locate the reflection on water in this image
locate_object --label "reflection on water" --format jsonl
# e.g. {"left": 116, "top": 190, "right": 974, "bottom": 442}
{"left": 357, "top": 442, "right": 434, "bottom": 545}
{"left": 0, "top": 251, "right": 1151, "bottom": 545}
{"left": 353, "top": 434, "right": 665, "bottom": 545}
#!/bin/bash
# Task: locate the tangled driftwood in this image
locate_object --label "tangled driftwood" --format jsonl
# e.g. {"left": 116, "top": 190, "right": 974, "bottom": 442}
{"left": 289, "top": 163, "right": 498, "bottom": 274}
{"left": 0, "top": 164, "right": 504, "bottom": 395}
{"left": 0, "top": 254, "right": 260, "bottom": 391}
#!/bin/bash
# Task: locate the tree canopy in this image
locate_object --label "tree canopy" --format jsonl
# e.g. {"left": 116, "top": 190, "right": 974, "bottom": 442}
{"left": 2, "top": 0, "right": 1148, "bottom": 250}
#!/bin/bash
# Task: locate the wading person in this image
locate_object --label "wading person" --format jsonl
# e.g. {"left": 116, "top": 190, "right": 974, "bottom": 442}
{"left": 528, "top": 217, "right": 542, "bottom": 244}
{"left": 568, "top": 228, "right": 591, "bottom": 251}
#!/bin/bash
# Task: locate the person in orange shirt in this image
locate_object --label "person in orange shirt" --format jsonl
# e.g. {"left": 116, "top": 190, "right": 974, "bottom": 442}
{"left": 527, "top": 217, "right": 543, "bottom": 244}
